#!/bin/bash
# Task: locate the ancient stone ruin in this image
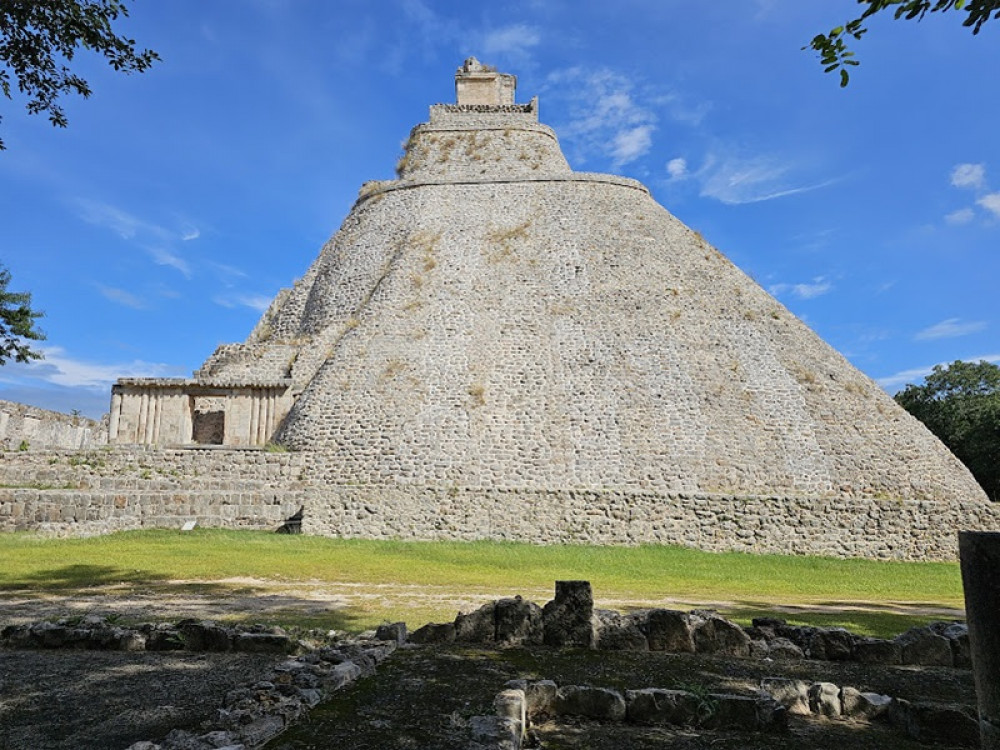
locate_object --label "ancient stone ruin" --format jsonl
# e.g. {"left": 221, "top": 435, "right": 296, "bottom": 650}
{"left": 2, "top": 58, "right": 996, "bottom": 558}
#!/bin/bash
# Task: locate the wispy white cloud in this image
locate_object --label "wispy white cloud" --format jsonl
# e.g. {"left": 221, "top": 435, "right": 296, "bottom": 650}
{"left": 74, "top": 198, "right": 195, "bottom": 276}
{"left": 75, "top": 199, "right": 162, "bottom": 240}
{"left": 545, "top": 67, "right": 657, "bottom": 167}
{"left": 96, "top": 284, "right": 146, "bottom": 310}
{"left": 768, "top": 276, "right": 833, "bottom": 300}
{"left": 951, "top": 163, "right": 986, "bottom": 191}
{"left": 1, "top": 347, "right": 185, "bottom": 390}
{"left": 148, "top": 247, "right": 192, "bottom": 278}
{"left": 696, "top": 153, "right": 835, "bottom": 205}
{"left": 666, "top": 157, "right": 688, "bottom": 180}
{"left": 611, "top": 125, "right": 654, "bottom": 167}
{"left": 213, "top": 293, "right": 272, "bottom": 312}
{"left": 481, "top": 24, "right": 541, "bottom": 64}
{"left": 977, "top": 193, "right": 1000, "bottom": 218}
{"left": 915, "top": 317, "right": 987, "bottom": 341}
{"left": 945, "top": 207, "right": 975, "bottom": 225}
{"left": 877, "top": 353, "right": 1000, "bottom": 390}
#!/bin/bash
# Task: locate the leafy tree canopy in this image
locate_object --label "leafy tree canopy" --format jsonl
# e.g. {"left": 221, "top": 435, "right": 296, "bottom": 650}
{"left": 0, "top": 264, "right": 44, "bottom": 364}
{"left": 808, "top": 0, "right": 1000, "bottom": 86}
{"left": 895, "top": 360, "right": 1000, "bottom": 501}
{"left": 0, "top": 0, "right": 158, "bottom": 150}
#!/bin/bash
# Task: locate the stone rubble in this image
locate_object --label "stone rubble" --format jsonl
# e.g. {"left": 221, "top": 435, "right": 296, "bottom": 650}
{"left": 0, "top": 615, "right": 395, "bottom": 750}
{"left": 1, "top": 582, "right": 978, "bottom": 749}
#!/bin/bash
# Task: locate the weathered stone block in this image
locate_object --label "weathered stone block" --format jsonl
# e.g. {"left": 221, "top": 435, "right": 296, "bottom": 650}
{"left": 409, "top": 622, "right": 456, "bottom": 644}
{"left": 542, "top": 581, "right": 593, "bottom": 648}
{"left": 374, "top": 621, "right": 408, "bottom": 645}
{"left": 840, "top": 687, "right": 892, "bottom": 720}
{"left": 233, "top": 632, "right": 294, "bottom": 654}
{"left": 593, "top": 609, "right": 648, "bottom": 651}
{"left": 455, "top": 602, "right": 496, "bottom": 643}
{"left": 625, "top": 688, "right": 702, "bottom": 725}
{"left": 641, "top": 609, "right": 695, "bottom": 653}
{"left": 896, "top": 626, "right": 954, "bottom": 667}
{"left": 495, "top": 596, "right": 543, "bottom": 646}
{"left": 808, "top": 627, "right": 854, "bottom": 661}
{"left": 808, "top": 682, "right": 842, "bottom": 718}
{"left": 760, "top": 677, "right": 810, "bottom": 716}
{"left": 179, "top": 620, "right": 232, "bottom": 652}
{"left": 691, "top": 612, "right": 750, "bottom": 657}
{"left": 553, "top": 685, "right": 626, "bottom": 721}
{"left": 905, "top": 702, "right": 979, "bottom": 747}
{"left": 705, "top": 694, "right": 786, "bottom": 731}
{"left": 494, "top": 688, "right": 525, "bottom": 743}
{"left": 766, "top": 637, "right": 805, "bottom": 660}
{"left": 853, "top": 637, "right": 901, "bottom": 665}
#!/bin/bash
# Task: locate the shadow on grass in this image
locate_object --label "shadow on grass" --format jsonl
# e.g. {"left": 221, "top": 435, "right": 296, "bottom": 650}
{"left": 0, "top": 564, "right": 174, "bottom": 591}
{"left": 0, "top": 564, "right": 367, "bottom": 632}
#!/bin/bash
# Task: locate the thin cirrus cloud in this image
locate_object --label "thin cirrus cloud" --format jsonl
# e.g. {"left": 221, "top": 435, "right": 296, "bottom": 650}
{"left": 945, "top": 207, "right": 976, "bottom": 225}
{"left": 481, "top": 24, "right": 541, "bottom": 64}
{"left": 96, "top": 284, "right": 147, "bottom": 310}
{"left": 768, "top": 276, "right": 833, "bottom": 300}
{"left": 213, "top": 292, "right": 272, "bottom": 312}
{"left": 914, "top": 318, "right": 987, "bottom": 341}
{"left": 3, "top": 347, "right": 184, "bottom": 390}
{"left": 73, "top": 198, "right": 196, "bottom": 277}
{"left": 695, "top": 154, "right": 836, "bottom": 205}
{"left": 544, "top": 67, "right": 657, "bottom": 168}
{"left": 877, "top": 353, "right": 1000, "bottom": 391}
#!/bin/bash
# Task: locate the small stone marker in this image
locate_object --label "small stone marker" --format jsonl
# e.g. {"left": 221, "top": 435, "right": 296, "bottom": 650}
{"left": 181, "top": 520, "right": 197, "bottom": 531}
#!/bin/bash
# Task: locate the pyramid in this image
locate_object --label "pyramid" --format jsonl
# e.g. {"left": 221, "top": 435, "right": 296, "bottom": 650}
{"left": 108, "top": 59, "right": 992, "bottom": 558}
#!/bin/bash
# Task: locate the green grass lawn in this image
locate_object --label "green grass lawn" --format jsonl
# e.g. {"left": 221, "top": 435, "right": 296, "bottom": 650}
{"left": 0, "top": 529, "right": 965, "bottom": 636}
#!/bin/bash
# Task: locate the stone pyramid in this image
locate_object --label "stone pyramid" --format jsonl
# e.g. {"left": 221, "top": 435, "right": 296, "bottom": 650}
{"left": 180, "top": 58, "right": 991, "bottom": 556}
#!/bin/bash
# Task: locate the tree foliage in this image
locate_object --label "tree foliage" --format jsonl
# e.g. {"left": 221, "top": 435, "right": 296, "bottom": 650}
{"left": 0, "top": 264, "right": 44, "bottom": 364}
{"left": 895, "top": 360, "right": 1000, "bottom": 501}
{"left": 0, "top": 0, "right": 158, "bottom": 149}
{"left": 808, "top": 1, "right": 1000, "bottom": 86}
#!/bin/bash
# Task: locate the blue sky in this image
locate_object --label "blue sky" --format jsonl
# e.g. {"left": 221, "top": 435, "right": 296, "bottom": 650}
{"left": 1, "top": 0, "right": 998, "bottom": 419}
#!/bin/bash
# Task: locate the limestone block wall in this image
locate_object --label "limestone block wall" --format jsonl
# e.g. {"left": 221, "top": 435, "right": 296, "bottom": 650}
{"left": 1, "top": 446, "right": 308, "bottom": 488}
{"left": 0, "top": 487, "right": 308, "bottom": 537}
{"left": 0, "top": 447, "right": 309, "bottom": 536}
{"left": 397, "top": 119, "right": 569, "bottom": 181}
{"left": 0, "top": 400, "right": 106, "bottom": 451}
{"left": 300, "top": 484, "right": 1000, "bottom": 562}
{"left": 1, "top": 445, "right": 997, "bottom": 558}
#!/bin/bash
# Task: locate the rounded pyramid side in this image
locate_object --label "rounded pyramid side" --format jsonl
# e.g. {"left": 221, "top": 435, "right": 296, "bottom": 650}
{"left": 272, "top": 175, "right": 988, "bottom": 507}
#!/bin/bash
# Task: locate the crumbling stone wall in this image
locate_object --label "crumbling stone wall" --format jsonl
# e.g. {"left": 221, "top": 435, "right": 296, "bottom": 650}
{"left": 0, "top": 400, "right": 106, "bottom": 451}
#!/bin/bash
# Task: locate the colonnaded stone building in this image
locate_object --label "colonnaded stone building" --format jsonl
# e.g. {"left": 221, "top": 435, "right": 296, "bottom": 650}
{"left": 3, "top": 59, "right": 996, "bottom": 559}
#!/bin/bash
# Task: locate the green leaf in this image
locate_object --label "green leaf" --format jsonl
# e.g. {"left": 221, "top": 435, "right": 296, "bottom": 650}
{"left": 840, "top": 68, "right": 850, "bottom": 87}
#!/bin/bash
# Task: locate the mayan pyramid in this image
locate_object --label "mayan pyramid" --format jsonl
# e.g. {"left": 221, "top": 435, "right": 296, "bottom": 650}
{"left": 105, "top": 58, "right": 992, "bottom": 557}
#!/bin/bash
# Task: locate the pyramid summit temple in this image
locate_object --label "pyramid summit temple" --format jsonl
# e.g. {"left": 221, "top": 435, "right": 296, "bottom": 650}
{"left": 28, "top": 58, "right": 995, "bottom": 558}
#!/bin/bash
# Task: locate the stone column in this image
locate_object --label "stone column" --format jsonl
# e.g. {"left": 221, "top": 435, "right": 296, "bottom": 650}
{"left": 959, "top": 530, "right": 1000, "bottom": 749}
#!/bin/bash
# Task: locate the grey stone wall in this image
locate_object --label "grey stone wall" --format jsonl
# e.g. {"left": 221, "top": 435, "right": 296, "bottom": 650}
{"left": 0, "top": 400, "right": 106, "bottom": 451}
{"left": 300, "top": 484, "right": 1000, "bottom": 562}
{"left": 0, "top": 447, "right": 308, "bottom": 536}
{"left": 4, "top": 454, "right": 997, "bottom": 558}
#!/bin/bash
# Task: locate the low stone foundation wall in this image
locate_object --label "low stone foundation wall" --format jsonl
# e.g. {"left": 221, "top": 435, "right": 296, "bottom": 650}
{"left": 0, "top": 487, "right": 309, "bottom": 536}
{"left": 4, "top": 447, "right": 999, "bottom": 559}
{"left": 303, "top": 484, "right": 1000, "bottom": 561}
